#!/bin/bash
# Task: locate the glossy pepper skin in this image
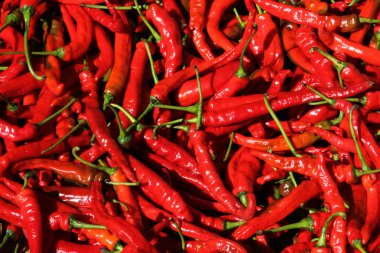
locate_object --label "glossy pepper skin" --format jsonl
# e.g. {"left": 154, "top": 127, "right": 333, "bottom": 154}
{"left": 147, "top": 3, "right": 183, "bottom": 78}
{"left": 91, "top": 181, "right": 158, "bottom": 253}
{"left": 15, "top": 188, "right": 43, "bottom": 253}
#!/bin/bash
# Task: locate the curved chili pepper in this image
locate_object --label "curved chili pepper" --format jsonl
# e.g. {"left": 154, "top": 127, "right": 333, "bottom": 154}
{"left": 250, "top": 12, "right": 284, "bottom": 81}
{"left": 318, "top": 27, "right": 380, "bottom": 67}
{"left": 119, "top": 41, "right": 153, "bottom": 128}
{"left": 150, "top": 14, "right": 256, "bottom": 105}
{"left": 0, "top": 118, "right": 37, "bottom": 141}
{"left": 0, "top": 198, "right": 23, "bottom": 227}
{"left": 11, "top": 158, "right": 105, "bottom": 186}
{"left": 146, "top": 3, "right": 183, "bottom": 78}
{"left": 231, "top": 180, "right": 322, "bottom": 240}
{"left": 186, "top": 239, "right": 247, "bottom": 253}
{"left": 15, "top": 188, "right": 43, "bottom": 253}
{"left": 254, "top": 0, "right": 361, "bottom": 33}
{"left": 93, "top": 24, "right": 114, "bottom": 81}
{"left": 43, "top": 186, "right": 92, "bottom": 208}
{"left": 91, "top": 181, "right": 158, "bottom": 253}
{"left": 190, "top": 129, "right": 253, "bottom": 220}
{"left": 206, "top": 0, "right": 237, "bottom": 52}
{"left": 281, "top": 23, "right": 315, "bottom": 74}
{"left": 103, "top": 12, "right": 132, "bottom": 107}
{"left": 52, "top": 239, "right": 104, "bottom": 253}
{"left": 307, "top": 127, "right": 357, "bottom": 153}
{"left": 189, "top": 0, "right": 215, "bottom": 60}
{"left": 296, "top": 26, "right": 339, "bottom": 88}
{"left": 84, "top": 0, "right": 126, "bottom": 33}
{"left": 0, "top": 27, "right": 26, "bottom": 82}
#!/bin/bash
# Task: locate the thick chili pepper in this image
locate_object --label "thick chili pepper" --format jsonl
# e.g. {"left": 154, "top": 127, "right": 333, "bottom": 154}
{"left": 119, "top": 41, "right": 153, "bottom": 129}
{"left": 206, "top": 0, "right": 237, "bottom": 52}
{"left": 307, "top": 127, "right": 357, "bottom": 153}
{"left": 0, "top": 118, "right": 37, "bottom": 141}
{"left": 189, "top": 0, "right": 215, "bottom": 60}
{"left": 254, "top": 0, "right": 361, "bottom": 33}
{"left": 15, "top": 188, "right": 42, "bottom": 253}
{"left": 102, "top": 12, "right": 132, "bottom": 107}
{"left": 190, "top": 129, "right": 253, "bottom": 220}
{"left": 52, "top": 239, "right": 104, "bottom": 252}
{"left": 296, "top": 26, "right": 339, "bottom": 88}
{"left": 84, "top": 0, "right": 126, "bottom": 33}
{"left": 91, "top": 181, "right": 158, "bottom": 253}
{"left": 146, "top": 3, "right": 183, "bottom": 78}
{"left": 11, "top": 158, "right": 105, "bottom": 186}
{"left": 250, "top": 12, "right": 284, "bottom": 81}
{"left": 0, "top": 198, "right": 23, "bottom": 227}
{"left": 281, "top": 23, "right": 315, "bottom": 74}
{"left": 231, "top": 180, "right": 322, "bottom": 240}
{"left": 43, "top": 186, "right": 92, "bottom": 208}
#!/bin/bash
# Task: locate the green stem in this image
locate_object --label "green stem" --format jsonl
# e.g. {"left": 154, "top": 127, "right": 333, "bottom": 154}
{"left": 133, "top": 0, "right": 161, "bottom": 42}
{"left": 41, "top": 120, "right": 86, "bottom": 154}
{"left": 352, "top": 239, "right": 368, "bottom": 253}
{"left": 144, "top": 40, "right": 159, "bottom": 84}
{"left": 256, "top": 4, "right": 263, "bottom": 14}
{"left": 349, "top": 106, "right": 371, "bottom": 172}
{"left": 35, "top": 98, "right": 76, "bottom": 126}
{"left": 263, "top": 94, "right": 302, "bottom": 158}
{"left": 150, "top": 97, "right": 198, "bottom": 114}
{"left": 113, "top": 199, "right": 129, "bottom": 211}
{"left": 316, "top": 212, "right": 346, "bottom": 248}
{"left": 125, "top": 103, "right": 152, "bottom": 134}
{"left": 22, "top": 171, "right": 36, "bottom": 190}
{"left": 20, "top": 6, "right": 46, "bottom": 81}
{"left": 359, "top": 17, "right": 380, "bottom": 24}
{"left": 107, "top": 105, "right": 131, "bottom": 146}
{"left": 194, "top": 66, "right": 203, "bottom": 130}
{"left": 105, "top": 179, "right": 140, "bottom": 186}
{"left": 224, "top": 220, "right": 246, "bottom": 230}
{"left": 223, "top": 132, "right": 235, "bottom": 162}
{"left": 329, "top": 111, "right": 344, "bottom": 125}
{"left": 0, "top": 66, "right": 8, "bottom": 71}
{"left": 235, "top": 24, "right": 257, "bottom": 79}
{"left": 169, "top": 218, "right": 185, "bottom": 252}
{"left": 72, "top": 147, "right": 118, "bottom": 175}
{"left": 153, "top": 118, "right": 185, "bottom": 138}
{"left": 110, "top": 103, "right": 136, "bottom": 123}
{"left": 0, "top": 94, "right": 18, "bottom": 112}
{"left": 81, "top": 4, "right": 147, "bottom": 10}
{"left": 305, "top": 84, "right": 335, "bottom": 106}
{"left": 0, "top": 232, "right": 10, "bottom": 249}
{"left": 69, "top": 216, "right": 107, "bottom": 230}
{"left": 257, "top": 216, "right": 313, "bottom": 235}
{"left": 238, "top": 192, "right": 248, "bottom": 207}
{"left": 233, "top": 8, "right": 245, "bottom": 28}
{"left": 310, "top": 47, "right": 347, "bottom": 88}
{"left": 0, "top": 9, "right": 22, "bottom": 33}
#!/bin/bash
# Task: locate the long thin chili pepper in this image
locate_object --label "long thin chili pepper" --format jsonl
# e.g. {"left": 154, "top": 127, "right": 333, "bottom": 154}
{"left": 231, "top": 180, "right": 322, "bottom": 240}
{"left": 189, "top": 0, "right": 215, "bottom": 60}
{"left": 103, "top": 11, "right": 132, "bottom": 107}
{"left": 93, "top": 24, "right": 114, "bottom": 81}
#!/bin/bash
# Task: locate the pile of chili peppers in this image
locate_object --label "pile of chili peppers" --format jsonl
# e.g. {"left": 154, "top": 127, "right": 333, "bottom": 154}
{"left": 0, "top": 0, "right": 379, "bottom": 252}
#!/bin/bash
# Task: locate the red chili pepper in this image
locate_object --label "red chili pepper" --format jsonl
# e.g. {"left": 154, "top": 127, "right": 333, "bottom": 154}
{"left": 250, "top": 12, "right": 284, "bottom": 81}
{"left": 119, "top": 41, "right": 153, "bottom": 128}
{"left": 189, "top": 0, "right": 215, "bottom": 60}
{"left": 303, "top": 0, "right": 328, "bottom": 14}
{"left": 84, "top": 0, "right": 126, "bottom": 33}
{"left": 0, "top": 118, "right": 37, "bottom": 141}
{"left": 91, "top": 181, "right": 158, "bottom": 252}
{"left": 231, "top": 180, "right": 322, "bottom": 240}
{"left": 15, "top": 188, "right": 43, "bottom": 253}
{"left": 254, "top": 0, "right": 361, "bottom": 33}
{"left": 281, "top": 23, "right": 315, "bottom": 74}
{"left": 0, "top": 27, "right": 26, "bottom": 82}
{"left": 93, "top": 24, "right": 114, "bottom": 81}
{"left": 147, "top": 3, "right": 183, "bottom": 78}
{"left": 296, "top": 26, "right": 339, "bottom": 88}
{"left": 103, "top": 12, "right": 132, "bottom": 106}
{"left": 0, "top": 197, "right": 23, "bottom": 227}
{"left": 186, "top": 239, "right": 247, "bottom": 253}
{"left": 190, "top": 129, "right": 253, "bottom": 220}
{"left": 52, "top": 239, "right": 104, "bottom": 253}
{"left": 206, "top": 0, "right": 237, "bottom": 52}
{"left": 11, "top": 158, "right": 105, "bottom": 186}
{"left": 318, "top": 27, "right": 380, "bottom": 67}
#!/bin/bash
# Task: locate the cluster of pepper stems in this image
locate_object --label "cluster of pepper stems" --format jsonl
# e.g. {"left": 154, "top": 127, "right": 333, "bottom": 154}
{"left": 0, "top": 0, "right": 379, "bottom": 252}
